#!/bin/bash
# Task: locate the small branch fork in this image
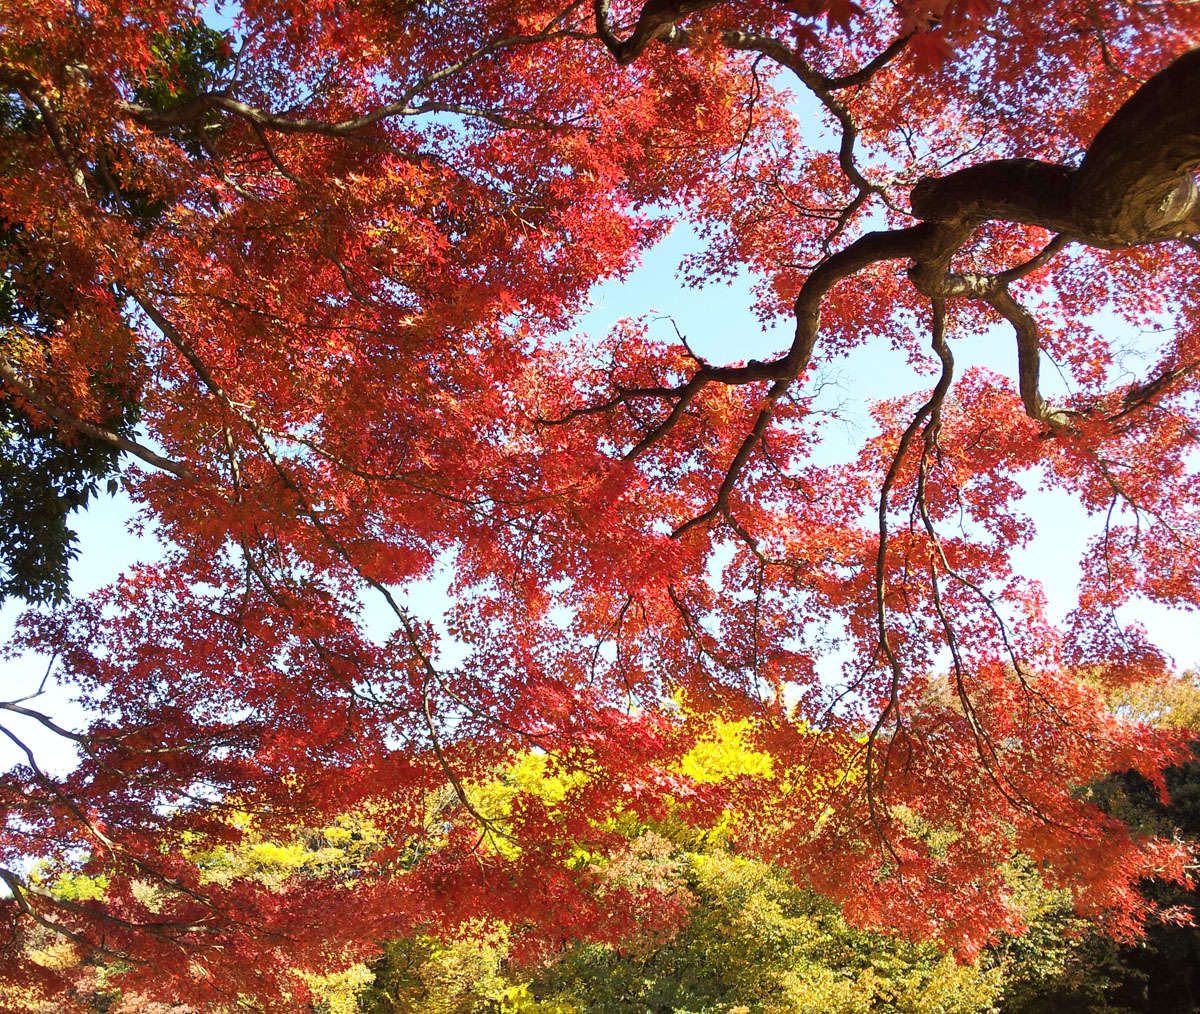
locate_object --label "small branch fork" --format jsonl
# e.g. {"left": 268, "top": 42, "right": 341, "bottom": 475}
{"left": 865, "top": 304, "right": 1065, "bottom": 842}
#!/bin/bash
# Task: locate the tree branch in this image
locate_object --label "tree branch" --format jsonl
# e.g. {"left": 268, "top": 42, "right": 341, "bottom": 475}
{"left": 0, "top": 353, "right": 200, "bottom": 481}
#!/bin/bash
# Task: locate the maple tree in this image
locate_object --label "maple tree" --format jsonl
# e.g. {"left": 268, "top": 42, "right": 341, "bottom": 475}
{"left": 3, "top": 0, "right": 1200, "bottom": 1008}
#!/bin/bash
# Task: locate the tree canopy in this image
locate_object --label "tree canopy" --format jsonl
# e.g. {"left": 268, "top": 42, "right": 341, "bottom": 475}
{"left": 6, "top": 724, "right": 1166, "bottom": 1014}
{"left": 2, "top": 1, "right": 1200, "bottom": 1008}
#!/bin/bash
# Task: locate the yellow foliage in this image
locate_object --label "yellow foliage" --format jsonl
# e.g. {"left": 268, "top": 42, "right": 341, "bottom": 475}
{"left": 24, "top": 938, "right": 80, "bottom": 972}
{"left": 304, "top": 962, "right": 374, "bottom": 1014}
{"left": 1110, "top": 670, "right": 1200, "bottom": 731}
{"left": 47, "top": 870, "right": 108, "bottom": 901}
{"left": 679, "top": 720, "right": 774, "bottom": 783}
{"left": 247, "top": 840, "right": 311, "bottom": 869}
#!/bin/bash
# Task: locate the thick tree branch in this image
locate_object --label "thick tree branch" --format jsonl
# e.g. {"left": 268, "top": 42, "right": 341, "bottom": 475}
{"left": 911, "top": 48, "right": 1200, "bottom": 247}
{"left": 594, "top": 0, "right": 719, "bottom": 64}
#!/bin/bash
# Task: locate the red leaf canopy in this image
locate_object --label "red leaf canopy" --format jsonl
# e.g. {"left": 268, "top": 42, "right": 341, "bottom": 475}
{"left": 2, "top": 1, "right": 1199, "bottom": 1006}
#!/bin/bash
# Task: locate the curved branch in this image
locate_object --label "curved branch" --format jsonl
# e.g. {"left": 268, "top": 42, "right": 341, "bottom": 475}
{"left": 0, "top": 67, "right": 89, "bottom": 194}
{"left": 987, "top": 287, "right": 1072, "bottom": 429}
{"left": 864, "top": 300, "right": 954, "bottom": 844}
{"left": 678, "top": 26, "right": 893, "bottom": 201}
{"left": 1073, "top": 46, "right": 1200, "bottom": 244}
{"left": 826, "top": 33, "right": 913, "bottom": 90}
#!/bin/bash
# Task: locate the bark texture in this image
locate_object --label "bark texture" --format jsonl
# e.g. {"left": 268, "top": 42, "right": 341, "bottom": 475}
{"left": 912, "top": 47, "right": 1200, "bottom": 247}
